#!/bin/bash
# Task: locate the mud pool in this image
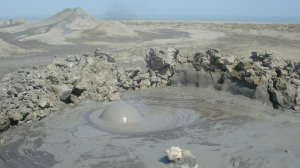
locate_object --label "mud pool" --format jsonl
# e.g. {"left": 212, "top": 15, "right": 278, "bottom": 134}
{"left": 1, "top": 86, "right": 300, "bottom": 168}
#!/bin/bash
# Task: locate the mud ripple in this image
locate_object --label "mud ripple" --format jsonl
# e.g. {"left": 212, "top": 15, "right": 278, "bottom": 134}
{"left": 85, "top": 100, "right": 202, "bottom": 134}
{"left": 0, "top": 137, "right": 57, "bottom": 168}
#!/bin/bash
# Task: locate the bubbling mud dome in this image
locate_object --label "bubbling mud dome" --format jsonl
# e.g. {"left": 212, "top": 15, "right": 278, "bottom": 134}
{"left": 86, "top": 97, "right": 202, "bottom": 134}
{"left": 88, "top": 102, "right": 145, "bottom": 132}
{"left": 99, "top": 102, "right": 144, "bottom": 124}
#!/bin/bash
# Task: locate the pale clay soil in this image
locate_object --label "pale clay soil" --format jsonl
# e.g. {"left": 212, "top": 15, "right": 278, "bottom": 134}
{"left": 1, "top": 21, "right": 300, "bottom": 80}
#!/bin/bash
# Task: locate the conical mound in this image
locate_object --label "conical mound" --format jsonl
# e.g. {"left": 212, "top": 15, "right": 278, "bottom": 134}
{"left": 62, "top": 7, "right": 103, "bottom": 30}
{"left": 0, "top": 7, "right": 102, "bottom": 33}
{"left": 15, "top": 17, "right": 26, "bottom": 23}
{"left": 84, "top": 20, "right": 138, "bottom": 37}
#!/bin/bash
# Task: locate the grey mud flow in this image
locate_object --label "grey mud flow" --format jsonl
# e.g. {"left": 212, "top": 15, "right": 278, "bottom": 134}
{"left": 1, "top": 87, "right": 300, "bottom": 168}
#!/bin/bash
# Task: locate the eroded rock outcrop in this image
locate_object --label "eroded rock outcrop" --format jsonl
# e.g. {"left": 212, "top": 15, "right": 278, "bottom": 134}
{"left": 169, "top": 47, "right": 300, "bottom": 111}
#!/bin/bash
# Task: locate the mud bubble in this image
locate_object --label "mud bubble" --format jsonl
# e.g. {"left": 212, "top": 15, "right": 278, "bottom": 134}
{"left": 88, "top": 102, "right": 145, "bottom": 132}
{"left": 86, "top": 96, "right": 202, "bottom": 134}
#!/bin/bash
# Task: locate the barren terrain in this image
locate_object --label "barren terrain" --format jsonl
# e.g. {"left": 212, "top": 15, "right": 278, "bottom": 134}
{"left": 1, "top": 12, "right": 300, "bottom": 79}
{"left": 0, "top": 8, "right": 300, "bottom": 168}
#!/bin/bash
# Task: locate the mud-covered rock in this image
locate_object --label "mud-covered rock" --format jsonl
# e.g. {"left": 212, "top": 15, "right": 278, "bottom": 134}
{"left": 164, "top": 47, "right": 300, "bottom": 110}
{"left": 0, "top": 48, "right": 126, "bottom": 129}
{"left": 145, "top": 47, "right": 177, "bottom": 70}
{"left": 166, "top": 146, "right": 197, "bottom": 168}
{"left": 0, "top": 116, "right": 10, "bottom": 132}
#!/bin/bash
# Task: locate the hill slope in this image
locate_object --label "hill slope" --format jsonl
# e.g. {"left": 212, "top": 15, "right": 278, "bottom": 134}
{"left": 84, "top": 20, "right": 138, "bottom": 37}
{"left": 0, "top": 8, "right": 103, "bottom": 45}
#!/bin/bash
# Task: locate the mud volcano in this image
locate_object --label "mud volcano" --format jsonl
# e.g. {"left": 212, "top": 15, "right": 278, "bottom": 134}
{"left": 87, "top": 102, "right": 145, "bottom": 133}
{"left": 1, "top": 47, "right": 300, "bottom": 167}
{"left": 87, "top": 98, "right": 200, "bottom": 134}
{"left": 100, "top": 102, "right": 144, "bottom": 124}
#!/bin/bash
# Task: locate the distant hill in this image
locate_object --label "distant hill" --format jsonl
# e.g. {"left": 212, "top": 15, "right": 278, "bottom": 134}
{"left": 83, "top": 20, "right": 138, "bottom": 37}
{"left": 0, "top": 8, "right": 103, "bottom": 45}
{"left": 0, "top": 7, "right": 102, "bottom": 33}
{"left": 15, "top": 17, "right": 26, "bottom": 23}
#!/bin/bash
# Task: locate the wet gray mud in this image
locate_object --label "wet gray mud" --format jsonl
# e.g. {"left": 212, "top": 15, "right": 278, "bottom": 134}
{"left": 1, "top": 87, "right": 300, "bottom": 168}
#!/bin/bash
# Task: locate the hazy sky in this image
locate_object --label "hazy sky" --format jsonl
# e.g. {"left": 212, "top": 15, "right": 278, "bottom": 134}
{"left": 0, "top": 0, "right": 300, "bottom": 21}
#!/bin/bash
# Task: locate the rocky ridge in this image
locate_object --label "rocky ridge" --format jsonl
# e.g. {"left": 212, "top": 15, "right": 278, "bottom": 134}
{"left": 1, "top": 47, "right": 300, "bottom": 132}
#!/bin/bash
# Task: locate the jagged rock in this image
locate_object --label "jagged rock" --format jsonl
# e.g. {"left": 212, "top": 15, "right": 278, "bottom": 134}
{"left": 295, "top": 88, "right": 300, "bottom": 106}
{"left": 60, "top": 84, "right": 73, "bottom": 101}
{"left": 245, "top": 69, "right": 256, "bottom": 77}
{"left": 150, "top": 76, "right": 161, "bottom": 84}
{"left": 133, "top": 72, "right": 150, "bottom": 81}
{"left": 74, "top": 82, "right": 88, "bottom": 96}
{"left": 251, "top": 51, "right": 272, "bottom": 62}
{"left": 37, "top": 97, "right": 50, "bottom": 108}
{"left": 145, "top": 47, "right": 177, "bottom": 70}
{"left": 70, "top": 94, "right": 80, "bottom": 104}
{"left": 94, "top": 48, "right": 115, "bottom": 63}
{"left": 107, "top": 92, "right": 121, "bottom": 101}
{"left": 264, "top": 69, "right": 277, "bottom": 79}
{"left": 31, "top": 78, "right": 46, "bottom": 89}
{"left": 139, "top": 79, "right": 151, "bottom": 89}
{"left": 176, "top": 53, "right": 188, "bottom": 64}
{"left": 293, "top": 106, "right": 300, "bottom": 111}
{"left": 53, "top": 57, "right": 74, "bottom": 68}
{"left": 157, "top": 67, "right": 172, "bottom": 80}
{"left": 0, "top": 116, "right": 10, "bottom": 132}
{"left": 292, "top": 79, "right": 300, "bottom": 86}
{"left": 275, "top": 78, "right": 287, "bottom": 90}
{"left": 166, "top": 146, "right": 182, "bottom": 161}
{"left": 7, "top": 110, "right": 23, "bottom": 121}
{"left": 166, "top": 146, "right": 197, "bottom": 168}
{"left": 270, "top": 84, "right": 297, "bottom": 108}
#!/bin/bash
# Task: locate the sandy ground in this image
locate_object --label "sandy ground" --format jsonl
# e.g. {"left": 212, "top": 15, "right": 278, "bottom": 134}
{"left": 1, "top": 18, "right": 300, "bottom": 168}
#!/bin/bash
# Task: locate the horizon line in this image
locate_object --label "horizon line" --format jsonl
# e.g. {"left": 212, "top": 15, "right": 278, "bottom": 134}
{"left": 1, "top": 14, "right": 300, "bottom": 23}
